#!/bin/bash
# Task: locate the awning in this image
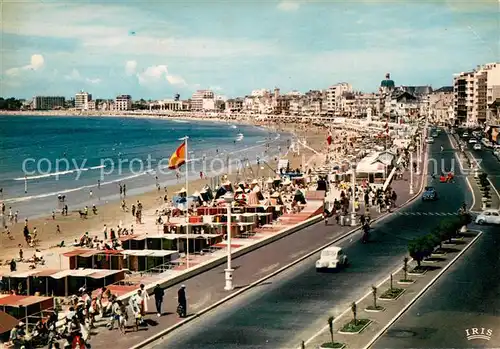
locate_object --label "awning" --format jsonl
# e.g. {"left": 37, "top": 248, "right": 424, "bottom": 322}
{"left": 0, "top": 311, "right": 18, "bottom": 334}
{"left": 50, "top": 270, "right": 73, "bottom": 279}
{"left": 63, "top": 249, "right": 92, "bottom": 258}
{"left": 88, "top": 270, "right": 123, "bottom": 279}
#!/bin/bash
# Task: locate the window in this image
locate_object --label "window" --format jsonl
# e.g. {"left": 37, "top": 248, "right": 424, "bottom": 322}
{"left": 491, "top": 212, "right": 499, "bottom": 216}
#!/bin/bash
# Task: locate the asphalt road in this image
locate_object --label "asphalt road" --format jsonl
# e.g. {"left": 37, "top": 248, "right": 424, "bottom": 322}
{"left": 149, "top": 131, "right": 473, "bottom": 349}
{"left": 370, "top": 223, "right": 500, "bottom": 349}
{"left": 370, "top": 137, "right": 500, "bottom": 349}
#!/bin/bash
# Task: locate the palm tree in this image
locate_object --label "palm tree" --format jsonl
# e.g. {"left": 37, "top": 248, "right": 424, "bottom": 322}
{"left": 327, "top": 316, "right": 335, "bottom": 345}
{"left": 351, "top": 302, "right": 357, "bottom": 325}
{"left": 403, "top": 257, "right": 409, "bottom": 281}
{"left": 372, "top": 285, "right": 377, "bottom": 309}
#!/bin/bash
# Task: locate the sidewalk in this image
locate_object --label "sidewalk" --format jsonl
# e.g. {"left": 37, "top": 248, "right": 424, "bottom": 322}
{"left": 87, "top": 170, "right": 424, "bottom": 349}
{"left": 305, "top": 229, "right": 481, "bottom": 349}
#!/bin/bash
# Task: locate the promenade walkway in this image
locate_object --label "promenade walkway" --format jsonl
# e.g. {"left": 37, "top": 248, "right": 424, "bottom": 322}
{"left": 87, "top": 169, "right": 424, "bottom": 349}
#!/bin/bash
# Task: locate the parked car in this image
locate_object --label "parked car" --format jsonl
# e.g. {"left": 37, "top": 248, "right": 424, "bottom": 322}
{"left": 431, "top": 132, "right": 438, "bottom": 138}
{"left": 475, "top": 209, "right": 500, "bottom": 225}
{"left": 469, "top": 138, "right": 478, "bottom": 144}
{"left": 316, "top": 246, "right": 348, "bottom": 271}
{"left": 426, "top": 137, "right": 434, "bottom": 144}
{"left": 422, "top": 186, "right": 438, "bottom": 201}
{"left": 473, "top": 143, "right": 482, "bottom": 150}
{"left": 462, "top": 132, "right": 469, "bottom": 137}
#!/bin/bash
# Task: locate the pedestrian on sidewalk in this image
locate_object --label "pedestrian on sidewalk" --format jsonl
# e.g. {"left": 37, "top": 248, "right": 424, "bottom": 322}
{"left": 139, "top": 284, "right": 149, "bottom": 315}
{"left": 177, "top": 285, "right": 187, "bottom": 318}
{"left": 154, "top": 284, "right": 164, "bottom": 317}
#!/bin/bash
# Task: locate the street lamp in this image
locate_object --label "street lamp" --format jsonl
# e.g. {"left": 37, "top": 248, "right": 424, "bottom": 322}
{"left": 409, "top": 151, "right": 414, "bottom": 195}
{"left": 223, "top": 192, "right": 234, "bottom": 291}
{"left": 416, "top": 136, "right": 421, "bottom": 175}
{"left": 351, "top": 164, "right": 357, "bottom": 226}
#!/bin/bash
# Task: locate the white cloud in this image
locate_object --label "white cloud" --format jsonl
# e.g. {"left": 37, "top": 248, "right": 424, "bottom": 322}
{"left": 166, "top": 75, "right": 187, "bottom": 86}
{"left": 2, "top": 3, "right": 277, "bottom": 59}
{"left": 133, "top": 62, "right": 188, "bottom": 87}
{"left": 64, "top": 68, "right": 101, "bottom": 84}
{"left": 86, "top": 78, "right": 102, "bottom": 84}
{"left": 4, "top": 54, "right": 45, "bottom": 76}
{"left": 277, "top": 1, "right": 300, "bottom": 11}
{"left": 125, "top": 60, "right": 137, "bottom": 76}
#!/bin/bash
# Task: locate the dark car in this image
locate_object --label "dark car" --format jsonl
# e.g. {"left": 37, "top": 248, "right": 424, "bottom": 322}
{"left": 422, "top": 186, "right": 438, "bottom": 201}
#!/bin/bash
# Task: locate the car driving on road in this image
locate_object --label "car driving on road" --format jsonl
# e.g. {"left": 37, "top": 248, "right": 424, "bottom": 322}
{"left": 422, "top": 186, "right": 438, "bottom": 201}
{"left": 316, "top": 246, "right": 348, "bottom": 271}
{"left": 475, "top": 209, "right": 500, "bottom": 225}
{"left": 473, "top": 143, "right": 482, "bottom": 150}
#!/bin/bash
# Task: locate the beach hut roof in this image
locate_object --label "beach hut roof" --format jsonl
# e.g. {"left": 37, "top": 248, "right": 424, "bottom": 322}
{"left": 200, "top": 188, "right": 207, "bottom": 194}
{"left": 283, "top": 178, "right": 292, "bottom": 185}
{"left": 235, "top": 187, "right": 243, "bottom": 193}
{"left": 270, "top": 191, "right": 280, "bottom": 198}
{"left": 223, "top": 180, "right": 232, "bottom": 186}
{"left": 251, "top": 179, "right": 259, "bottom": 184}
{"left": 266, "top": 177, "right": 274, "bottom": 183}
{"left": 177, "top": 187, "right": 187, "bottom": 193}
{"left": 252, "top": 185, "right": 261, "bottom": 193}
{"left": 238, "top": 181, "right": 246, "bottom": 185}
{"left": 192, "top": 191, "right": 200, "bottom": 197}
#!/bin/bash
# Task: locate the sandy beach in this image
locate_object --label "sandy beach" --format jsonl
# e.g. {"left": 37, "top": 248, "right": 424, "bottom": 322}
{"left": 0, "top": 118, "right": 329, "bottom": 268}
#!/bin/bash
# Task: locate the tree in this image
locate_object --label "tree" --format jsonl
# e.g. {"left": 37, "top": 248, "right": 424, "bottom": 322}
{"left": 351, "top": 302, "right": 357, "bottom": 326}
{"left": 371, "top": 285, "right": 377, "bottom": 309}
{"left": 327, "top": 316, "right": 335, "bottom": 345}
{"left": 408, "top": 235, "right": 436, "bottom": 267}
{"left": 403, "top": 257, "right": 409, "bottom": 281}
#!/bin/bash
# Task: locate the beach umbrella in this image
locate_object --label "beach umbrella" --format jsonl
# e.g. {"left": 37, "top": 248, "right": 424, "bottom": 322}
{"left": 235, "top": 187, "right": 243, "bottom": 193}
{"left": 270, "top": 191, "right": 280, "bottom": 198}
{"left": 177, "top": 187, "right": 187, "bottom": 194}
{"left": 251, "top": 179, "right": 259, "bottom": 185}
{"left": 265, "top": 177, "right": 274, "bottom": 184}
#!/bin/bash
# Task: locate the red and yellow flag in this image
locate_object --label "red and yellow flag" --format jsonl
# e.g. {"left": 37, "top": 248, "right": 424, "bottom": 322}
{"left": 168, "top": 142, "right": 186, "bottom": 169}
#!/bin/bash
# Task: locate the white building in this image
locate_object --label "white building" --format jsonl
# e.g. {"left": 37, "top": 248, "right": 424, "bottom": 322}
{"left": 454, "top": 62, "right": 500, "bottom": 125}
{"left": 75, "top": 91, "right": 92, "bottom": 110}
{"left": 354, "top": 93, "right": 380, "bottom": 118}
{"left": 324, "top": 83, "right": 353, "bottom": 113}
{"left": 115, "top": 95, "right": 132, "bottom": 111}
{"left": 429, "top": 87, "right": 454, "bottom": 124}
{"left": 191, "top": 90, "right": 215, "bottom": 111}
{"left": 251, "top": 89, "right": 271, "bottom": 98}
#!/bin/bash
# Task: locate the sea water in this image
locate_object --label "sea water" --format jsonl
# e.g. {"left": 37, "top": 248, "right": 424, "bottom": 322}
{"left": 0, "top": 115, "right": 291, "bottom": 218}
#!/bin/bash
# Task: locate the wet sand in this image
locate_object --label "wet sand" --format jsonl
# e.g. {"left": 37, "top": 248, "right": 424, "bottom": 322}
{"left": 0, "top": 122, "right": 329, "bottom": 266}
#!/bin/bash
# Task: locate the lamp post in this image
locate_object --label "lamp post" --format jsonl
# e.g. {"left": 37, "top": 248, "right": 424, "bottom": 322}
{"left": 223, "top": 193, "right": 234, "bottom": 291}
{"left": 416, "top": 136, "right": 421, "bottom": 175}
{"left": 409, "top": 151, "right": 414, "bottom": 195}
{"left": 351, "top": 165, "right": 357, "bottom": 226}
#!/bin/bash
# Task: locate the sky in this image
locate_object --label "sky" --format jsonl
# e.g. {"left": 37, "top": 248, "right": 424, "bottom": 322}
{"left": 1, "top": 0, "right": 499, "bottom": 100}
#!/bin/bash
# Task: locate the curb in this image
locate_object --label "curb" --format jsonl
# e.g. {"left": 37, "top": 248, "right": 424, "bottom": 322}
{"left": 131, "top": 151, "right": 428, "bottom": 349}
{"left": 361, "top": 230, "right": 483, "bottom": 349}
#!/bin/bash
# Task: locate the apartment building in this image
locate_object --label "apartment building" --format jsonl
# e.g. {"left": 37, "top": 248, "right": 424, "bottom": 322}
{"left": 191, "top": 90, "right": 215, "bottom": 111}
{"left": 453, "top": 71, "right": 475, "bottom": 125}
{"left": 324, "top": 83, "right": 353, "bottom": 113}
{"left": 354, "top": 93, "right": 380, "bottom": 118}
{"left": 454, "top": 63, "right": 500, "bottom": 125}
{"left": 115, "top": 95, "right": 132, "bottom": 111}
{"left": 75, "top": 90, "right": 93, "bottom": 110}
{"left": 429, "top": 87, "right": 454, "bottom": 124}
{"left": 32, "top": 96, "right": 66, "bottom": 110}
{"left": 226, "top": 98, "right": 244, "bottom": 112}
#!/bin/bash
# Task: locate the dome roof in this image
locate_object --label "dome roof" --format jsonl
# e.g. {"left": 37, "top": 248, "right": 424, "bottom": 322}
{"left": 381, "top": 79, "right": 395, "bottom": 88}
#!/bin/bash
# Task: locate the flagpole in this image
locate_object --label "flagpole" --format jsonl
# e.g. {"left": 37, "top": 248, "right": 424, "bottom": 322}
{"left": 185, "top": 136, "right": 190, "bottom": 268}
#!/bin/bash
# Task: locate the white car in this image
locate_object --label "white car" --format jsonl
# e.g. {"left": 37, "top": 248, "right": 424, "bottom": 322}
{"left": 316, "top": 246, "right": 348, "bottom": 271}
{"left": 426, "top": 137, "right": 434, "bottom": 144}
{"left": 469, "top": 138, "right": 477, "bottom": 144}
{"left": 473, "top": 143, "right": 482, "bottom": 150}
{"left": 475, "top": 209, "right": 500, "bottom": 225}
{"left": 462, "top": 132, "right": 469, "bottom": 137}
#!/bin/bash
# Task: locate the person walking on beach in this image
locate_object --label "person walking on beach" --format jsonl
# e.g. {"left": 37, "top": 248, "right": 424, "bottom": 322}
{"left": 8, "top": 207, "right": 13, "bottom": 223}
{"left": 97, "top": 179, "right": 100, "bottom": 189}
{"left": 103, "top": 225, "right": 108, "bottom": 241}
{"left": 89, "top": 190, "right": 93, "bottom": 199}
{"left": 14, "top": 211, "right": 18, "bottom": 224}
{"left": 153, "top": 284, "right": 164, "bottom": 317}
{"left": 131, "top": 204, "right": 136, "bottom": 217}
{"left": 56, "top": 225, "right": 61, "bottom": 234}
{"left": 119, "top": 184, "right": 123, "bottom": 196}
{"left": 123, "top": 184, "right": 127, "bottom": 197}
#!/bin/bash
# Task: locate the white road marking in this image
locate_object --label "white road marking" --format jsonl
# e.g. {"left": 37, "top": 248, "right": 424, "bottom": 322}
{"left": 258, "top": 263, "right": 280, "bottom": 275}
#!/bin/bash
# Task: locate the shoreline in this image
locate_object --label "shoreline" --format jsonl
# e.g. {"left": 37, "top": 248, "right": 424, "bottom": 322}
{"left": 0, "top": 116, "right": 328, "bottom": 265}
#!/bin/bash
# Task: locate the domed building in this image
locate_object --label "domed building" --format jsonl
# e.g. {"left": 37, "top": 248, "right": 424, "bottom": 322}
{"left": 380, "top": 73, "right": 395, "bottom": 91}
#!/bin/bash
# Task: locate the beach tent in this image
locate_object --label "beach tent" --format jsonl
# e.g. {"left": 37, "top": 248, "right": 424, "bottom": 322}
{"left": 214, "top": 186, "right": 228, "bottom": 200}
